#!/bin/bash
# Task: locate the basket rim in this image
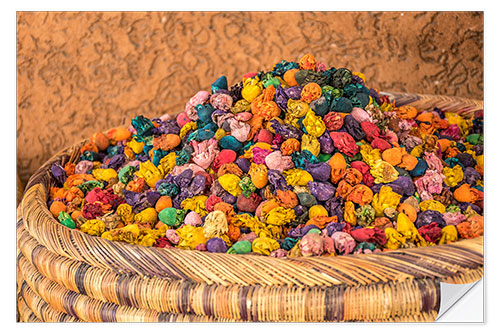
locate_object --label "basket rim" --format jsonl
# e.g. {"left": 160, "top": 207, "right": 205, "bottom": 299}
{"left": 20, "top": 91, "right": 484, "bottom": 287}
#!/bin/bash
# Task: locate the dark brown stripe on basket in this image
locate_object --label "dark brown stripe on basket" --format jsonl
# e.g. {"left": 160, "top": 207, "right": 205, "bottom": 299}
{"left": 61, "top": 289, "right": 80, "bottom": 319}
{"left": 109, "top": 243, "right": 164, "bottom": 277}
{"left": 202, "top": 281, "right": 213, "bottom": 318}
{"left": 145, "top": 248, "right": 191, "bottom": 280}
{"left": 238, "top": 285, "right": 250, "bottom": 321}
{"left": 100, "top": 302, "right": 119, "bottom": 322}
{"left": 180, "top": 281, "right": 192, "bottom": 314}
{"left": 324, "top": 285, "right": 344, "bottom": 321}
{"left": 30, "top": 244, "right": 45, "bottom": 271}
{"left": 38, "top": 296, "right": 50, "bottom": 322}
{"left": 246, "top": 285, "right": 257, "bottom": 322}
{"left": 380, "top": 252, "right": 461, "bottom": 277}
{"left": 417, "top": 279, "right": 439, "bottom": 313}
{"left": 152, "top": 252, "right": 192, "bottom": 280}
{"left": 74, "top": 262, "right": 91, "bottom": 295}
{"left": 16, "top": 251, "right": 23, "bottom": 263}
{"left": 431, "top": 278, "right": 441, "bottom": 313}
{"left": 116, "top": 273, "right": 135, "bottom": 308}
{"left": 157, "top": 311, "right": 174, "bottom": 322}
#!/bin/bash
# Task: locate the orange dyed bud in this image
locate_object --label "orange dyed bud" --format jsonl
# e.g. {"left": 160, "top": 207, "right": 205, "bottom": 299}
{"left": 298, "top": 53, "right": 317, "bottom": 70}
{"left": 281, "top": 138, "right": 301, "bottom": 156}
{"left": 453, "top": 184, "right": 483, "bottom": 203}
{"left": 91, "top": 132, "right": 110, "bottom": 151}
{"left": 346, "top": 184, "right": 374, "bottom": 206}
{"left": 397, "top": 203, "right": 417, "bottom": 223}
{"left": 107, "top": 127, "right": 132, "bottom": 143}
{"left": 50, "top": 201, "right": 67, "bottom": 218}
{"left": 300, "top": 82, "right": 322, "bottom": 103}
{"left": 329, "top": 153, "right": 347, "bottom": 184}
{"left": 283, "top": 69, "right": 299, "bottom": 86}
{"left": 80, "top": 142, "right": 99, "bottom": 154}
{"left": 394, "top": 106, "right": 418, "bottom": 119}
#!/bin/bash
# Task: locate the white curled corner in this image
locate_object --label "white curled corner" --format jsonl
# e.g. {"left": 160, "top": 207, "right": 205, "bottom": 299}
{"left": 436, "top": 278, "right": 484, "bottom": 322}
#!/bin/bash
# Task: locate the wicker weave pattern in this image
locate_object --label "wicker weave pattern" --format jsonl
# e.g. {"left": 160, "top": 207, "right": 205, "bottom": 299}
{"left": 17, "top": 295, "right": 42, "bottom": 323}
{"left": 17, "top": 219, "right": 454, "bottom": 322}
{"left": 17, "top": 92, "right": 484, "bottom": 322}
{"left": 383, "top": 92, "right": 483, "bottom": 117}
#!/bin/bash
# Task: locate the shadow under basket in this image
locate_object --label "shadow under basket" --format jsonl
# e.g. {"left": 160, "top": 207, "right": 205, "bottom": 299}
{"left": 16, "top": 92, "right": 484, "bottom": 322}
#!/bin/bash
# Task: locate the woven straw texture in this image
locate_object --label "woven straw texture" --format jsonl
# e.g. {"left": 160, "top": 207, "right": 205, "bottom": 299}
{"left": 16, "top": 92, "right": 484, "bottom": 322}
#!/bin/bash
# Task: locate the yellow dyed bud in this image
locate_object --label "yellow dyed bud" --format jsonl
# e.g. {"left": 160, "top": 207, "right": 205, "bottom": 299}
{"left": 241, "top": 78, "right": 263, "bottom": 102}
{"left": 301, "top": 134, "right": 321, "bottom": 156}
{"left": 264, "top": 207, "right": 296, "bottom": 226}
{"left": 372, "top": 186, "right": 402, "bottom": 217}
{"left": 179, "top": 121, "right": 198, "bottom": 139}
{"left": 419, "top": 200, "right": 446, "bottom": 214}
{"left": 308, "top": 205, "right": 329, "bottom": 219}
{"left": 384, "top": 227, "right": 406, "bottom": 250}
{"left": 214, "top": 128, "right": 227, "bottom": 141}
{"left": 92, "top": 168, "right": 118, "bottom": 182}
{"left": 443, "top": 165, "right": 464, "bottom": 188}
{"left": 287, "top": 99, "right": 310, "bottom": 118}
{"left": 439, "top": 225, "right": 458, "bottom": 245}
{"left": 283, "top": 168, "right": 314, "bottom": 186}
{"left": 218, "top": 174, "right": 243, "bottom": 197}
{"left": 360, "top": 144, "right": 382, "bottom": 167}
{"left": 181, "top": 195, "right": 209, "bottom": 217}
{"left": 410, "top": 145, "right": 424, "bottom": 158}
{"left": 158, "top": 152, "right": 177, "bottom": 175}
{"left": 127, "top": 138, "right": 145, "bottom": 154}
{"left": 176, "top": 225, "right": 208, "bottom": 250}
{"left": 116, "top": 203, "right": 134, "bottom": 224}
{"left": 80, "top": 219, "right": 106, "bottom": 236}
{"left": 343, "top": 201, "right": 357, "bottom": 226}
{"left": 302, "top": 110, "right": 326, "bottom": 137}
{"left": 135, "top": 161, "right": 164, "bottom": 188}
{"left": 252, "top": 237, "right": 280, "bottom": 256}
{"left": 396, "top": 213, "right": 426, "bottom": 246}
{"left": 370, "top": 160, "right": 399, "bottom": 184}
{"left": 134, "top": 207, "right": 158, "bottom": 224}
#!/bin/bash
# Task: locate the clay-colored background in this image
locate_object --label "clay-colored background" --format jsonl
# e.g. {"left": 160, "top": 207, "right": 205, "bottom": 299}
{"left": 16, "top": 11, "right": 483, "bottom": 189}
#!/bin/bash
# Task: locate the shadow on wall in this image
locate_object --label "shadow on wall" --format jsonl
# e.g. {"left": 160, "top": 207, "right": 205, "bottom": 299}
{"left": 16, "top": 11, "right": 483, "bottom": 185}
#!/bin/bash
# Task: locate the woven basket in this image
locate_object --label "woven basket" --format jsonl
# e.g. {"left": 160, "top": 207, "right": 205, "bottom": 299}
{"left": 16, "top": 92, "right": 484, "bottom": 322}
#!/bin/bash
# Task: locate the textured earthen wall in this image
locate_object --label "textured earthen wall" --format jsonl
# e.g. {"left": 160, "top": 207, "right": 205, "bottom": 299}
{"left": 16, "top": 11, "right": 483, "bottom": 186}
